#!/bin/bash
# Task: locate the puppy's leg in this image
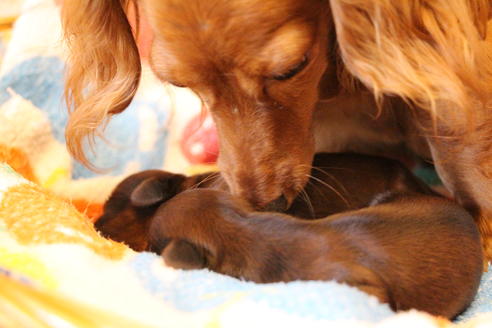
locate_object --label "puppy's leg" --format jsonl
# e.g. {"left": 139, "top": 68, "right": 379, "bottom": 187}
{"left": 161, "top": 239, "right": 208, "bottom": 270}
{"left": 328, "top": 262, "right": 391, "bottom": 308}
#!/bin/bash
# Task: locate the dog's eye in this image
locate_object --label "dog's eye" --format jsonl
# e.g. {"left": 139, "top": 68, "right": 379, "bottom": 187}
{"left": 273, "top": 55, "right": 309, "bottom": 81}
{"left": 168, "top": 81, "right": 187, "bottom": 88}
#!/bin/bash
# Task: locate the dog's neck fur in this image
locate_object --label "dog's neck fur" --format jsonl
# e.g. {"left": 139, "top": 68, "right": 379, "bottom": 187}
{"left": 315, "top": 33, "right": 431, "bottom": 162}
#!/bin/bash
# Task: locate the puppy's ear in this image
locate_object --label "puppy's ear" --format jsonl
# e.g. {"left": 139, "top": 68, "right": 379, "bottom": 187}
{"left": 162, "top": 239, "right": 207, "bottom": 270}
{"left": 130, "top": 177, "right": 172, "bottom": 207}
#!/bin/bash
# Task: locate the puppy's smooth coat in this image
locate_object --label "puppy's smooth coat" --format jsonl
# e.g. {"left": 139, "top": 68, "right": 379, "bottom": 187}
{"left": 151, "top": 189, "right": 482, "bottom": 319}
{"left": 96, "top": 153, "right": 433, "bottom": 250}
{"left": 96, "top": 153, "right": 483, "bottom": 318}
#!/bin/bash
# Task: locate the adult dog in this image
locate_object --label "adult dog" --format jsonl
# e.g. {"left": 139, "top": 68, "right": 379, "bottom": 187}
{"left": 61, "top": 1, "right": 492, "bottom": 257}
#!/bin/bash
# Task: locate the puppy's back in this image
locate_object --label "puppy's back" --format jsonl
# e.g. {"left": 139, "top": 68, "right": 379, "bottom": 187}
{"left": 329, "top": 194, "right": 483, "bottom": 318}
{"left": 289, "top": 153, "right": 434, "bottom": 218}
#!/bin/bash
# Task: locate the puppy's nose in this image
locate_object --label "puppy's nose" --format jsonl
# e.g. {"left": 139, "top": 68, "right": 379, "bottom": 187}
{"left": 262, "top": 195, "right": 289, "bottom": 212}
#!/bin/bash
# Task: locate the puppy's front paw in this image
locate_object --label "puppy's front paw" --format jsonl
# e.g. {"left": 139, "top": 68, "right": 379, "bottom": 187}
{"left": 162, "top": 239, "right": 207, "bottom": 270}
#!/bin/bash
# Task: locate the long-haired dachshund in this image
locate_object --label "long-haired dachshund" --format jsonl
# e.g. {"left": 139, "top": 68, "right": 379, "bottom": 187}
{"left": 61, "top": 1, "right": 492, "bottom": 257}
{"left": 96, "top": 153, "right": 483, "bottom": 319}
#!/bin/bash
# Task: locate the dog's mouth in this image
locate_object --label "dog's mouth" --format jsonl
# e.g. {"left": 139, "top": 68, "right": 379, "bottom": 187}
{"left": 263, "top": 195, "right": 289, "bottom": 212}
{"left": 219, "top": 158, "right": 313, "bottom": 212}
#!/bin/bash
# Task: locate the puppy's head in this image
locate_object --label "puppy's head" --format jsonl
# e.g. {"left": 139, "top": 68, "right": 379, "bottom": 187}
{"left": 143, "top": 0, "right": 331, "bottom": 209}
{"left": 96, "top": 170, "right": 186, "bottom": 251}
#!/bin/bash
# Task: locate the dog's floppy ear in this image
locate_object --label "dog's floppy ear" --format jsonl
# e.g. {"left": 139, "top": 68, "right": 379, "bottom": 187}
{"left": 61, "top": 0, "right": 141, "bottom": 168}
{"left": 331, "top": 0, "right": 491, "bottom": 121}
{"left": 469, "top": 0, "right": 491, "bottom": 40}
{"left": 130, "top": 177, "right": 175, "bottom": 207}
{"left": 162, "top": 239, "right": 208, "bottom": 270}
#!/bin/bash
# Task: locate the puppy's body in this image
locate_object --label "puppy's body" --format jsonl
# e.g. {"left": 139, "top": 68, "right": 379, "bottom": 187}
{"left": 96, "top": 153, "right": 433, "bottom": 250}
{"left": 288, "top": 153, "right": 434, "bottom": 218}
{"left": 97, "top": 152, "right": 483, "bottom": 318}
{"left": 150, "top": 190, "right": 482, "bottom": 319}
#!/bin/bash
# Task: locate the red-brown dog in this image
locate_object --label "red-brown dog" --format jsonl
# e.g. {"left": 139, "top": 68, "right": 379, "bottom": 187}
{"left": 61, "top": 0, "right": 492, "bottom": 257}
{"left": 96, "top": 153, "right": 482, "bottom": 319}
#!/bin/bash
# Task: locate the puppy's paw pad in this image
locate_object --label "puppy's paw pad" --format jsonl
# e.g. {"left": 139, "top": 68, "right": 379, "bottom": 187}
{"left": 162, "top": 239, "right": 207, "bottom": 270}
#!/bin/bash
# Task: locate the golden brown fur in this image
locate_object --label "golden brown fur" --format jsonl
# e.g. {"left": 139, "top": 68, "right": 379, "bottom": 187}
{"left": 61, "top": 1, "right": 492, "bottom": 257}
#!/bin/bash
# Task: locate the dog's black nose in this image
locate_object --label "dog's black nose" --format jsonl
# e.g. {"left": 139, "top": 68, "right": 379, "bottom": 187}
{"left": 262, "top": 195, "right": 289, "bottom": 212}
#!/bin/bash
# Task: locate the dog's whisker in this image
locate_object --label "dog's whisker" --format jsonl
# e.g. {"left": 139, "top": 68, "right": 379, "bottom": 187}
{"left": 297, "top": 188, "right": 316, "bottom": 219}
{"left": 190, "top": 171, "right": 221, "bottom": 189}
{"left": 306, "top": 174, "right": 350, "bottom": 208}
{"left": 309, "top": 167, "right": 351, "bottom": 198}
{"left": 306, "top": 176, "right": 332, "bottom": 200}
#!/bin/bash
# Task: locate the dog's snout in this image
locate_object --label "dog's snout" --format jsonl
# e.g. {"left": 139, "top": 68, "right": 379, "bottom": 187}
{"left": 220, "top": 164, "right": 309, "bottom": 211}
{"left": 236, "top": 173, "right": 276, "bottom": 209}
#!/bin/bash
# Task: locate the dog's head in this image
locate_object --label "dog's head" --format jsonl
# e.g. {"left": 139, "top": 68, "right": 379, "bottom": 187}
{"left": 61, "top": 0, "right": 330, "bottom": 210}
{"left": 61, "top": 0, "right": 333, "bottom": 209}
{"left": 142, "top": 0, "right": 330, "bottom": 208}
{"left": 63, "top": 0, "right": 491, "bottom": 210}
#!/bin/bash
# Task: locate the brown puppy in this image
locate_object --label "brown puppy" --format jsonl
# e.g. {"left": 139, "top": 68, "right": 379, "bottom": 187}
{"left": 96, "top": 152, "right": 482, "bottom": 317}
{"left": 150, "top": 189, "right": 483, "bottom": 319}
{"left": 96, "top": 153, "right": 434, "bottom": 251}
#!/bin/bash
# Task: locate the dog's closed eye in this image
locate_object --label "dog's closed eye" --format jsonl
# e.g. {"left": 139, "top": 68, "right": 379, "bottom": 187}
{"left": 272, "top": 55, "right": 309, "bottom": 81}
{"left": 168, "top": 81, "right": 187, "bottom": 88}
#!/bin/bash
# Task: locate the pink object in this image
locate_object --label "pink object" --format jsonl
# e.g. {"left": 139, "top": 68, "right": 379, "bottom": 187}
{"left": 181, "top": 114, "right": 219, "bottom": 164}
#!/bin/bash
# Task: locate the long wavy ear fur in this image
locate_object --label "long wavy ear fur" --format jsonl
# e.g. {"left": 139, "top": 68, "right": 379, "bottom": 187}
{"left": 330, "top": 0, "right": 492, "bottom": 131}
{"left": 62, "top": 0, "right": 141, "bottom": 167}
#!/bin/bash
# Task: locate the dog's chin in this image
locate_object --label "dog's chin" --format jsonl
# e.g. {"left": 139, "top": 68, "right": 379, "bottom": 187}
{"left": 262, "top": 194, "right": 290, "bottom": 212}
